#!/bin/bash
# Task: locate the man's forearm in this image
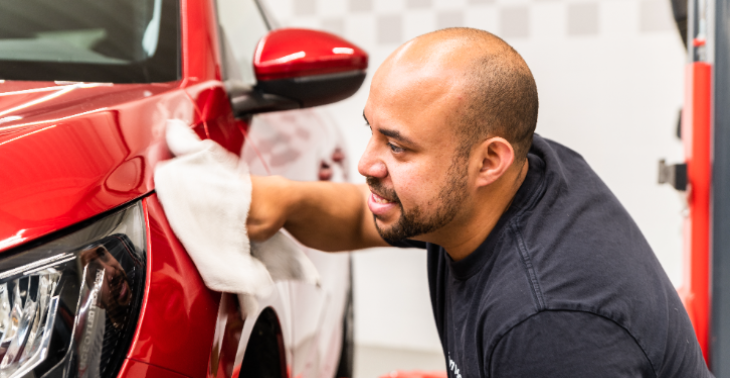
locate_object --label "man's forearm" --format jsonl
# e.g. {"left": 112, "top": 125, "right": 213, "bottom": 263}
{"left": 282, "top": 181, "right": 380, "bottom": 251}
{"left": 248, "top": 176, "right": 387, "bottom": 251}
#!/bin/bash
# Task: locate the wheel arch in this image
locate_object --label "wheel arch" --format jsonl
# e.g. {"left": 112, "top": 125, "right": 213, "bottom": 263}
{"left": 238, "top": 306, "right": 287, "bottom": 378}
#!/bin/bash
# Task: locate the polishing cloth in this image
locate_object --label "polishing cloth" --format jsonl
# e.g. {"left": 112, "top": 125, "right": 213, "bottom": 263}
{"left": 154, "top": 119, "right": 319, "bottom": 297}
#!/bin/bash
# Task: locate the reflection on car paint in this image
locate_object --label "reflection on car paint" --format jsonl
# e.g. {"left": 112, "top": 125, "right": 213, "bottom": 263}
{"left": 243, "top": 109, "right": 349, "bottom": 182}
{"left": 208, "top": 293, "right": 243, "bottom": 378}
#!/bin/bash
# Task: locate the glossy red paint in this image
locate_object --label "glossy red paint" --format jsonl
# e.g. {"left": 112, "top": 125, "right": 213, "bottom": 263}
{"left": 181, "top": 0, "right": 223, "bottom": 84}
{"left": 119, "top": 359, "right": 190, "bottom": 378}
{"left": 678, "top": 62, "right": 712, "bottom": 362}
{"left": 0, "top": 0, "right": 358, "bottom": 376}
{"left": 1, "top": 1, "right": 248, "bottom": 377}
{"left": 129, "top": 195, "right": 221, "bottom": 378}
{"left": 0, "top": 0, "right": 239, "bottom": 253}
{"left": 0, "top": 81, "right": 188, "bottom": 252}
{"left": 207, "top": 293, "right": 244, "bottom": 378}
{"left": 185, "top": 82, "right": 246, "bottom": 155}
{"left": 254, "top": 28, "right": 368, "bottom": 81}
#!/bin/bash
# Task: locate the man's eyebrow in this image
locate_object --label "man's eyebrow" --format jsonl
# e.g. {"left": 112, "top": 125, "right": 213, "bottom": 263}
{"left": 362, "top": 112, "right": 416, "bottom": 145}
{"left": 378, "top": 128, "right": 416, "bottom": 145}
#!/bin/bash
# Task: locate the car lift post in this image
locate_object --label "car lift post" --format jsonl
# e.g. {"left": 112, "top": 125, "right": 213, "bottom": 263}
{"left": 680, "top": 0, "right": 730, "bottom": 375}
{"left": 679, "top": 0, "right": 712, "bottom": 365}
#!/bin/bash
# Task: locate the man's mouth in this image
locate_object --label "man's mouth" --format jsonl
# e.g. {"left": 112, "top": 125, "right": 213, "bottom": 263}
{"left": 371, "top": 191, "right": 396, "bottom": 204}
{"left": 365, "top": 177, "right": 401, "bottom": 217}
{"left": 367, "top": 190, "right": 400, "bottom": 217}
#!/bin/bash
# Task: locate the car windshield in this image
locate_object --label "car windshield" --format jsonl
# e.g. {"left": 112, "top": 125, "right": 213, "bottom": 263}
{"left": 0, "top": 0, "right": 180, "bottom": 83}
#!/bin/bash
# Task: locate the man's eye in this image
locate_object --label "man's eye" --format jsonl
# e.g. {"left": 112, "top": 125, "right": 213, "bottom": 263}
{"left": 388, "top": 143, "right": 404, "bottom": 153}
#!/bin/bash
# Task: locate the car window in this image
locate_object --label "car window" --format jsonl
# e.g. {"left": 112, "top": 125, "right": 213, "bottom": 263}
{"left": 215, "top": 0, "right": 270, "bottom": 85}
{"left": 0, "top": 0, "right": 180, "bottom": 83}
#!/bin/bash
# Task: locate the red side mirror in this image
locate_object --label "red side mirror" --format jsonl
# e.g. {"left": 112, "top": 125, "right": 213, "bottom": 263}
{"left": 254, "top": 28, "right": 368, "bottom": 81}
{"left": 230, "top": 28, "right": 369, "bottom": 116}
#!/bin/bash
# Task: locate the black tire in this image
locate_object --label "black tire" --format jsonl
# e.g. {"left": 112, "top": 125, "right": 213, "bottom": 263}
{"left": 334, "top": 258, "right": 354, "bottom": 378}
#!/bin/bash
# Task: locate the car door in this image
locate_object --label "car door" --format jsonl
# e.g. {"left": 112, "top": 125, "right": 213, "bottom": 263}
{"left": 212, "top": 1, "right": 352, "bottom": 377}
{"left": 243, "top": 110, "right": 351, "bottom": 378}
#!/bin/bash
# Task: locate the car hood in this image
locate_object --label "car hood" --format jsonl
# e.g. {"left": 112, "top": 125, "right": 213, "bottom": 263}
{"left": 0, "top": 80, "right": 189, "bottom": 252}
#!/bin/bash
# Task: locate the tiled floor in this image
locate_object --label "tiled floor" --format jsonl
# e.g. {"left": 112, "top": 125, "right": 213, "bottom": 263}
{"left": 353, "top": 345, "right": 446, "bottom": 378}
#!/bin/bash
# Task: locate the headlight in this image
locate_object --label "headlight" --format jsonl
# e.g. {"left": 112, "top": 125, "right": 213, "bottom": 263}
{"left": 0, "top": 202, "right": 146, "bottom": 378}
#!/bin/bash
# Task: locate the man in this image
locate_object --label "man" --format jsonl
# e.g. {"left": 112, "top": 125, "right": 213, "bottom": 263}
{"left": 247, "top": 28, "right": 711, "bottom": 377}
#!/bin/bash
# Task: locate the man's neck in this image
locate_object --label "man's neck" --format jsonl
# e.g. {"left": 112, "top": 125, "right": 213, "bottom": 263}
{"left": 437, "top": 159, "right": 529, "bottom": 262}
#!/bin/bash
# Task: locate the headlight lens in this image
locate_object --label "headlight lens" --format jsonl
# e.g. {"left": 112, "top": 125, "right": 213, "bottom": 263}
{"left": 0, "top": 202, "right": 146, "bottom": 378}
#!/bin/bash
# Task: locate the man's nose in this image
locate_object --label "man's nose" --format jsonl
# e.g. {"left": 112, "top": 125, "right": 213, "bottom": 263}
{"left": 358, "top": 138, "right": 388, "bottom": 179}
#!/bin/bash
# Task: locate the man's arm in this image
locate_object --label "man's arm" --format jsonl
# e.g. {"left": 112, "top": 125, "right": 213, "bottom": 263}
{"left": 246, "top": 175, "right": 389, "bottom": 251}
{"left": 489, "top": 310, "right": 653, "bottom": 378}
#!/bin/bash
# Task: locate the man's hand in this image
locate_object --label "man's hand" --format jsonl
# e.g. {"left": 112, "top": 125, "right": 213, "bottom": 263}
{"left": 247, "top": 175, "right": 388, "bottom": 251}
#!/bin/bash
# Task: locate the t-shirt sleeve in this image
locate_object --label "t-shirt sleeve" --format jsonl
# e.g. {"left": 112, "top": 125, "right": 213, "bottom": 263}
{"left": 489, "top": 310, "right": 654, "bottom": 378}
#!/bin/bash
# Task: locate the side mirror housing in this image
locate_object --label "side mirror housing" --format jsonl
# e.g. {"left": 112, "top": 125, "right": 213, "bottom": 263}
{"left": 230, "top": 28, "right": 368, "bottom": 116}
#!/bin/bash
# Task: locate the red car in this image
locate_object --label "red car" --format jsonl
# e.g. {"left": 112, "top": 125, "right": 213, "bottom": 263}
{"left": 0, "top": 0, "right": 367, "bottom": 377}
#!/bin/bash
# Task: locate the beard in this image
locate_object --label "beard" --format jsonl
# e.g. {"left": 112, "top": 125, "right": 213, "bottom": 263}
{"left": 367, "top": 158, "right": 468, "bottom": 244}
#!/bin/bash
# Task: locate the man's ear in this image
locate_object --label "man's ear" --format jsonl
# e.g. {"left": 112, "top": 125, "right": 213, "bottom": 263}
{"left": 473, "top": 137, "right": 515, "bottom": 187}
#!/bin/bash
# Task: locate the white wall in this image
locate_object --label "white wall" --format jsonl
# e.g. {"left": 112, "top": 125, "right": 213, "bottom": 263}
{"left": 264, "top": 0, "right": 687, "bottom": 353}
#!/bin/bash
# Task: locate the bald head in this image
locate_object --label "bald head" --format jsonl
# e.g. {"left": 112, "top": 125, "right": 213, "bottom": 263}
{"left": 373, "top": 28, "right": 539, "bottom": 162}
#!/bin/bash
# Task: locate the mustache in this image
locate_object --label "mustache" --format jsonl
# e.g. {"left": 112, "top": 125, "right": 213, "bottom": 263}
{"left": 366, "top": 177, "right": 400, "bottom": 203}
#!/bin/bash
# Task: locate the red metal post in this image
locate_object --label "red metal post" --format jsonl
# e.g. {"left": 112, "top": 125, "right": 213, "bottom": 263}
{"left": 678, "top": 61, "right": 713, "bottom": 361}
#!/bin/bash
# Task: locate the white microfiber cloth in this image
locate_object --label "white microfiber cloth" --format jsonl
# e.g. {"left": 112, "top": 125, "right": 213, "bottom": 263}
{"left": 154, "top": 119, "right": 319, "bottom": 297}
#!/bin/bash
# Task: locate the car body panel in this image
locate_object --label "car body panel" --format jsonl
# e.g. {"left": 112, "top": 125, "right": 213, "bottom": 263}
{"left": 181, "top": 0, "right": 223, "bottom": 84}
{"left": 130, "top": 194, "right": 220, "bottom": 378}
{"left": 0, "top": 82, "right": 186, "bottom": 252}
{"left": 184, "top": 81, "right": 247, "bottom": 154}
{"left": 0, "top": 0, "right": 241, "bottom": 252}
{"left": 0, "top": 0, "right": 355, "bottom": 376}
{"left": 208, "top": 292, "right": 245, "bottom": 378}
{"left": 243, "top": 109, "right": 351, "bottom": 378}
{"left": 119, "top": 359, "right": 190, "bottom": 378}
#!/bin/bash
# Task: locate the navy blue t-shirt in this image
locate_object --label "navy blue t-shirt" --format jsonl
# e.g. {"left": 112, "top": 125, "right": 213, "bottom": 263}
{"left": 392, "top": 135, "right": 711, "bottom": 377}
